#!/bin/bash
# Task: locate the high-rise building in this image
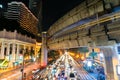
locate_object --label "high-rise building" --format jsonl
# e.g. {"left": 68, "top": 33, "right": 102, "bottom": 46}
{"left": 29, "top": 0, "right": 42, "bottom": 17}
{"left": 5, "top": 2, "right": 20, "bottom": 20}
{"left": 4, "top": 1, "right": 38, "bottom": 35}
{"left": 0, "top": 4, "right": 4, "bottom": 17}
{"left": 29, "top": 0, "right": 42, "bottom": 33}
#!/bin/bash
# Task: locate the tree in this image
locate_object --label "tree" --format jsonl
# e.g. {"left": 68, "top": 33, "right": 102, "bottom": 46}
{"left": 89, "top": 49, "right": 97, "bottom": 59}
{"left": 48, "top": 50, "right": 59, "bottom": 63}
{"left": 30, "top": 49, "right": 35, "bottom": 59}
{"left": 78, "top": 47, "right": 89, "bottom": 58}
{"left": 78, "top": 47, "right": 89, "bottom": 53}
{"left": 24, "top": 49, "right": 29, "bottom": 58}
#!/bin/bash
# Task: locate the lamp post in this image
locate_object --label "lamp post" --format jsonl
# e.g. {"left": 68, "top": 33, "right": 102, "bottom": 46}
{"left": 21, "top": 49, "right": 25, "bottom": 80}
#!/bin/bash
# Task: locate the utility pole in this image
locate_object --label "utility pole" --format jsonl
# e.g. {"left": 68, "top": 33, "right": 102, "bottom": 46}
{"left": 21, "top": 49, "right": 25, "bottom": 80}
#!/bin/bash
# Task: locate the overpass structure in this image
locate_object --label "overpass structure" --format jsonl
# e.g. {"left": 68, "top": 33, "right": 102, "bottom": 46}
{"left": 41, "top": 0, "right": 120, "bottom": 80}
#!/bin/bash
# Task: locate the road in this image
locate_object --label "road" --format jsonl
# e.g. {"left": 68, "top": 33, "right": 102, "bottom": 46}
{"left": 0, "top": 62, "right": 40, "bottom": 80}
{"left": 36, "top": 53, "right": 97, "bottom": 80}
{"left": 69, "top": 55, "right": 96, "bottom": 80}
{"left": 0, "top": 54, "right": 97, "bottom": 80}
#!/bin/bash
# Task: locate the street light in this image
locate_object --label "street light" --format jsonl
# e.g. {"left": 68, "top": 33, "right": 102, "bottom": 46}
{"left": 21, "top": 49, "right": 25, "bottom": 80}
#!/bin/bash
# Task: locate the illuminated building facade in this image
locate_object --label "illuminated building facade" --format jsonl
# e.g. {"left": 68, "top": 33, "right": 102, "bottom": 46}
{"left": 0, "top": 1, "right": 42, "bottom": 68}
{"left": 29, "top": 0, "right": 42, "bottom": 33}
{"left": 5, "top": 1, "right": 38, "bottom": 35}
{"left": 0, "top": 4, "right": 4, "bottom": 18}
{"left": 0, "top": 29, "right": 37, "bottom": 68}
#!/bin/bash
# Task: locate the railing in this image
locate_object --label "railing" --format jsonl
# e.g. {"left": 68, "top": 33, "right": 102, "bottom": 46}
{"left": 0, "top": 29, "right": 36, "bottom": 43}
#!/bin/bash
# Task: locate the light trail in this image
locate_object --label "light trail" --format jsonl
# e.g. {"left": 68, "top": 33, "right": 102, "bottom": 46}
{"left": 0, "top": 63, "right": 40, "bottom": 80}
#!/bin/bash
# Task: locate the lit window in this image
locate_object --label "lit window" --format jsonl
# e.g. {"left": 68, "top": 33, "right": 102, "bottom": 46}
{"left": 0, "top": 4, "right": 3, "bottom": 8}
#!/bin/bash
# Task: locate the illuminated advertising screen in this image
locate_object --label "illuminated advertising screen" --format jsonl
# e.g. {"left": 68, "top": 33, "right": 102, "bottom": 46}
{"left": 116, "top": 65, "right": 120, "bottom": 75}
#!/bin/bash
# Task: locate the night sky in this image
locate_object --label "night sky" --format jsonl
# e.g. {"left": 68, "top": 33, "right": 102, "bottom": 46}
{"left": 42, "top": 0, "right": 83, "bottom": 31}
{"left": 0, "top": 0, "right": 29, "bottom": 8}
{"left": 0, "top": 0, "right": 83, "bottom": 31}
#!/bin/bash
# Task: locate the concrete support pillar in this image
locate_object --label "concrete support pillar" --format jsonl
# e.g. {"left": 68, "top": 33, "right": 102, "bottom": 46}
{"left": 28, "top": 46, "right": 31, "bottom": 59}
{"left": 100, "top": 46, "right": 119, "bottom": 80}
{"left": 0, "top": 42, "right": 5, "bottom": 59}
{"left": 113, "top": 46, "right": 120, "bottom": 80}
{"left": 12, "top": 43, "right": 16, "bottom": 62}
{"left": 16, "top": 44, "right": 20, "bottom": 60}
{"left": 23, "top": 45, "right": 26, "bottom": 56}
{"left": 58, "top": 49, "right": 63, "bottom": 56}
{"left": 7, "top": 43, "right": 10, "bottom": 56}
{"left": 34, "top": 45, "right": 36, "bottom": 58}
{"left": 41, "top": 32, "right": 48, "bottom": 67}
{"left": 6, "top": 43, "right": 10, "bottom": 61}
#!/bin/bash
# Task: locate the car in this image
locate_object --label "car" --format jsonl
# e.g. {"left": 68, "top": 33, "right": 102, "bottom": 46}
{"left": 73, "top": 70, "right": 77, "bottom": 75}
{"left": 69, "top": 73, "right": 76, "bottom": 80}
{"left": 32, "top": 69, "right": 40, "bottom": 74}
{"left": 61, "top": 70, "right": 65, "bottom": 76}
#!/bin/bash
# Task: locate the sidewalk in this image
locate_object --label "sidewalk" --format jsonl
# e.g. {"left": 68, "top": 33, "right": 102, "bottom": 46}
{"left": 0, "top": 62, "right": 31, "bottom": 74}
{"left": 0, "top": 65, "right": 21, "bottom": 74}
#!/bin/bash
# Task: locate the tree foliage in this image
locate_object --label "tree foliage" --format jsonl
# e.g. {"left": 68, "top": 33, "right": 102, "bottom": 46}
{"left": 48, "top": 50, "right": 59, "bottom": 60}
{"left": 78, "top": 47, "right": 89, "bottom": 53}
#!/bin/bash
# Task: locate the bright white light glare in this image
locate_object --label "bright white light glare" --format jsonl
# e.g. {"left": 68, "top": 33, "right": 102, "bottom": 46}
{"left": 65, "top": 50, "right": 68, "bottom": 54}
{"left": 0, "top": 4, "right": 3, "bottom": 8}
{"left": 118, "top": 55, "right": 120, "bottom": 60}
{"left": 5, "top": 56, "right": 9, "bottom": 60}
{"left": 117, "top": 65, "right": 120, "bottom": 75}
{"left": 19, "top": 55, "right": 23, "bottom": 59}
{"left": 83, "top": 60, "right": 86, "bottom": 64}
{"left": 87, "top": 61, "right": 92, "bottom": 67}
{"left": 99, "top": 52, "right": 103, "bottom": 57}
{"left": 33, "top": 57, "right": 36, "bottom": 61}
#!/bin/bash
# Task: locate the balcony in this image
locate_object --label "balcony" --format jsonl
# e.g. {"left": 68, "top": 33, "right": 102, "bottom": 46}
{"left": 0, "top": 29, "right": 36, "bottom": 44}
